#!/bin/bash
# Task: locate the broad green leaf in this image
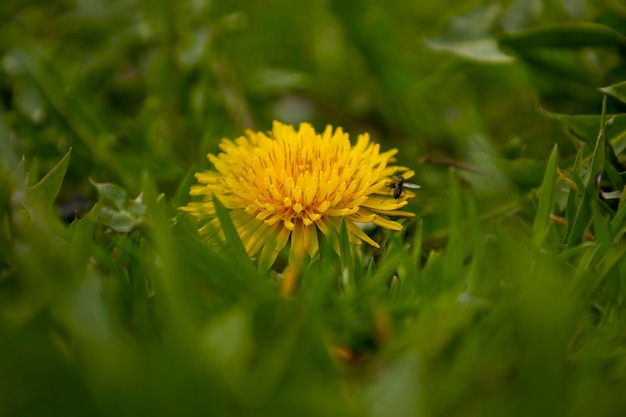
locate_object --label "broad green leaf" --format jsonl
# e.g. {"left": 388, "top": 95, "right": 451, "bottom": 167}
{"left": 532, "top": 144, "right": 558, "bottom": 247}
{"left": 90, "top": 179, "right": 146, "bottom": 233}
{"left": 96, "top": 206, "right": 138, "bottom": 233}
{"left": 26, "top": 148, "right": 71, "bottom": 210}
{"left": 90, "top": 179, "right": 129, "bottom": 210}
{"left": 500, "top": 22, "right": 626, "bottom": 50}
{"left": 424, "top": 38, "right": 515, "bottom": 63}
{"left": 600, "top": 81, "right": 626, "bottom": 105}
{"left": 423, "top": 5, "right": 515, "bottom": 63}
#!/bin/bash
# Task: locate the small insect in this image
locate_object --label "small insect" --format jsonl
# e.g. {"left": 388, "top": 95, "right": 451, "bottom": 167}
{"left": 390, "top": 176, "right": 421, "bottom": 199}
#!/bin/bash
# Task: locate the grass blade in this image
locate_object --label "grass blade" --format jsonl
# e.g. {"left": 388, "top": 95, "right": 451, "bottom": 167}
{"left": 532, "top": 144, "right": 558, "bottom": 247}
{"left": 212, "top": 195, "right": 258, "bottom": 277}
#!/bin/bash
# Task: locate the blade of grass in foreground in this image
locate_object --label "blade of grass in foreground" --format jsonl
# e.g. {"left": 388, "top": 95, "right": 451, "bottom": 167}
{"left": 532, "top": 144, "right": 558, "bottom": 247}
{"left": 338, "top": 218, "right": 356, "bottom": 297}
{"left": 213, "top": 195, "right": 259, "bottom": 278}
{"left": 567, "top": 97, "right": 607, "bottom": 248}
{"left": 141, "top": 171, "right": 193, "bottom": 340}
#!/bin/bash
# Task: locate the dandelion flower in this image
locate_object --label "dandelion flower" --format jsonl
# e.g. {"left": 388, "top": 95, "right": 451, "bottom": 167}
{"left": 181, "top": 121, "right": 416, "bottom": 271}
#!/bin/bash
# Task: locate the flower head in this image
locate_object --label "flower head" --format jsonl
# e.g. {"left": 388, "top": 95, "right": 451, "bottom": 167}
{"left": 181, "top": 121, "right": 416, "bottom": 270}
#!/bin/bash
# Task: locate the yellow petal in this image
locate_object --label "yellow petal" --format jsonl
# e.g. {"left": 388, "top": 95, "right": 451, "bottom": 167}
{"left": 372, "top": 216, "right": 403, "bottom": 231}
{"left": 345, "top": 221, "right": 380, "bottom": 248}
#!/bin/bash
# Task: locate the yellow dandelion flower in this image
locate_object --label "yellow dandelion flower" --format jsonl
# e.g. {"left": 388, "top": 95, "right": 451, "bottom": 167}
{"left": 180, "top": 121, "right": 417, "bottom": 271}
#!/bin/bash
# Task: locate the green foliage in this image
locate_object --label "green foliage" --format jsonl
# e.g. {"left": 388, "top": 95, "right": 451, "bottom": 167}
{"left": 89, "top": 178, "right": 147, "bottom": 233}
{"left": 2, "top": 1, "right": 626, "bottom": 416}
{"left": 532, "top": 144, "right": 559, "bottom": 246}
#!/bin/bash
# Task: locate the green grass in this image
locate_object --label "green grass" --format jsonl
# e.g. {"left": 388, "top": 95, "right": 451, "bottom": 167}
{"left": 2, "top": 1, "right": 626, "bottom": 416}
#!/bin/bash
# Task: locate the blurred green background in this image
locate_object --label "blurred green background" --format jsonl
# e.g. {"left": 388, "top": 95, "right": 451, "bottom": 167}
{"left": 2, "top": 0, "right": 626, "bottom": 416}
